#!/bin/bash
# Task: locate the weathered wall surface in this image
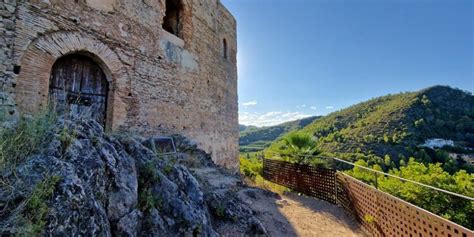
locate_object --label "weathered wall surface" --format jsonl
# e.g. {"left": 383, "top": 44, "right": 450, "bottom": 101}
{"left": 0, "top": 0, "right": 239, "bottom": 169}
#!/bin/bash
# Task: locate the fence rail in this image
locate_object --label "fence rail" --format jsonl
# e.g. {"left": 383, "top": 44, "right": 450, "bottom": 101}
{"left": 262, "top": 158, "right": 474, "bottom": 237}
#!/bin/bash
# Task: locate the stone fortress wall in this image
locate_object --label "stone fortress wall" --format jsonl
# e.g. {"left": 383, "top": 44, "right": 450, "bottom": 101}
{"left": 0, "top": 0, "right": 239, "bottom": 168}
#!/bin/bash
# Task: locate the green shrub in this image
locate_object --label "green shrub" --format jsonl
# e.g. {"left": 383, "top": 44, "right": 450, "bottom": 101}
{"left": 214, "top": 204, "right": 225, "bottom": 218}
{"left": 137, "top": 161, "right": 163, "bottom": 211}
{"left": 0, "top": 111, "right": 57, "bottom": 171}
{"left": 19, "top": 175, "right": 61, "bottom": 235}
{"left": 59, "top": 126, "right": 77, "bottom": 155}
{"left": 138, "top": 189, "right": 163, "bottom": 211}
{"left": 239, "top": 156, "right": 262, "bottom": 180}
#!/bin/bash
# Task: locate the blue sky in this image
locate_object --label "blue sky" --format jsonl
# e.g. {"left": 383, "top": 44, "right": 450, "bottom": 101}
{"left": 221, "top": 0, "right": 473, "bottom": 127}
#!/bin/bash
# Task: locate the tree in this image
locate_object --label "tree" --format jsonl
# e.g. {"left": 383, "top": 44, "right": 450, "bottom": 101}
{"left": 414, "top": 118, "right": 425, "bottom": 128}
{"left": 399, "top": 159, "right": 406, "bottom": 167}
{"left": 384, "top": 155, "right": 392, "bottom": 169}
{"left": 279, "top": 133, "right": 320, "bottom": 164}
{"left": 347, "top": 160, "right": 375, "bottom": 184}
{"left": 435, "top": 149, "right": 449, "bottom": 163}
{"left": 442, "top": 157, "right": 457, "bottom": 174}
{"left": 421, "top": 95, "right": 431, "bottom": 106}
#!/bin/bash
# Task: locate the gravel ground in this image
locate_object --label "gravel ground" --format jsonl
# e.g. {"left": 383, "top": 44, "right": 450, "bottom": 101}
{"left": 192, "top": 167, "right": 367, "bottom": 236}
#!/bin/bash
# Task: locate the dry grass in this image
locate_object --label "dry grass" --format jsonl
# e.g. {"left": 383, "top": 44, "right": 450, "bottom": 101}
{"left": 0, "top": 110, "right": 57, "bottom": 171}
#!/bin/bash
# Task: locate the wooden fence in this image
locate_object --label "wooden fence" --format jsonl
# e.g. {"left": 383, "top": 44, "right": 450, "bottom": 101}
{"left": 262, "top": 159, "right": 474, "bottom": 237}
{"left": 262, "top": 158, "right": 336, "bottom": 203}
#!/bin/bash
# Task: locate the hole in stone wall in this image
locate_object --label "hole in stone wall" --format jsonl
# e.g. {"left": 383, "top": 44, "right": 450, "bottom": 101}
{"left": 13, "top": 65, "right": 21, "bottom": 74}
{"left": 223, "top": 38, "right": 228, "bottom": 59}
{"left": 163, "top": 0, "right": 183, "bottom": 38}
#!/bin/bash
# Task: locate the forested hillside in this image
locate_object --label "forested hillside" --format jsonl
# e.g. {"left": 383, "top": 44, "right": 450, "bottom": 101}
{"left": 239, "top": 116, "right": 320, "bottom": 152}
{"left": 266, "top": 86, "right": 474, "bottom": 173}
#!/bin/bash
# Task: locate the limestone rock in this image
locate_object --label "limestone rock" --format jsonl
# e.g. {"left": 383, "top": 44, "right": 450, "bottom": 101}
{"left": 0, "top": 119, "right": 266, "bottom": 236}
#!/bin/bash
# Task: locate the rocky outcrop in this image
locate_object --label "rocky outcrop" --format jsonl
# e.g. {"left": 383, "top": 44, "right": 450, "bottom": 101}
{"left": 0, "top": 119, "right": 264, "bottom": 236}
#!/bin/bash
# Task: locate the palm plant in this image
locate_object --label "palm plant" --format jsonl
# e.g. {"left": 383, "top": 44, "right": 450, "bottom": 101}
{"left": 279, "top": 133, "right": 319, "bottom": 164}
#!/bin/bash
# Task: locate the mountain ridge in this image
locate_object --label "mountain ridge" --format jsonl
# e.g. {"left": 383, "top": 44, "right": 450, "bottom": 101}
{"left": 239, "top": 116, "right": 321, "bottom": 152}
{"left": 266, "top": 85, "right": 474, "bottom": 172}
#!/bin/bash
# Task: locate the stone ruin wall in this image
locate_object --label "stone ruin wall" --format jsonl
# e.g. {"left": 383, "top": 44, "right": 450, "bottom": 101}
{"left": 0, "top": 0, "right": 239, "bottom": 169}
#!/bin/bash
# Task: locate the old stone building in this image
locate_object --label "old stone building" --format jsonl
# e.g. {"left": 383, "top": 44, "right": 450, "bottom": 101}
{"left": 0, "top": 0, "right": 238, "bottom": 168}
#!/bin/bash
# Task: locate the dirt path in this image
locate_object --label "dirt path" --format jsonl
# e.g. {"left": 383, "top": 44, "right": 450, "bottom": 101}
{"left": 237, "top": 188, "right": 366, "bottom": 237}
{"left": 192, "top": 167, "right": 366, "bottom": 236}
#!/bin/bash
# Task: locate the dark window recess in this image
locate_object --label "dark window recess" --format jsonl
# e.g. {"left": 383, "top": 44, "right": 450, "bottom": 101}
{"left": 163, "top": 0, "right": 183, "bottom": 37}
{"left": 223, "top": 38, "right": 228, "bottom": 59}
{"left": 13, "top": 65, "right": 21, "bottom": 74}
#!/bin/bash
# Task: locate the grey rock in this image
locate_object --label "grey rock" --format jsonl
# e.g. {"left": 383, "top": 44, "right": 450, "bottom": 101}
{"left": 0, "top": 118, "right": 266, "bottom": 236}
{"left": 0, "top": 10, "right": 12, "bottom": 17}
{"left": 4, "top": 4, "right": 15, "bottom": 13}
{"left": 3, "top": 19, "right": 14, "bottom": 30}
{"left": 116, "top": 210, "right": 142, "bottom": 237}
{"left": 150, "top": 208, "right": 165, "bottom": 230}
{"left": 249, "top": 217, "right": 267, "bottom": 235}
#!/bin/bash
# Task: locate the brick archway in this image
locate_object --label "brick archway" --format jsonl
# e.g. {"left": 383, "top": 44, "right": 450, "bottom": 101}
{"left": 15, "top": 32, "right": 128, "bottom": 130}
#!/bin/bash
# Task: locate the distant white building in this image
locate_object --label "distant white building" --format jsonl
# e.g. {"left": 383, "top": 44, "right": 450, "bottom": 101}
{"left": 422, "top": 138, "right": 454, "bottom": 149}
{"left": 449, "top": 153, "right": 474, "bottom": 165}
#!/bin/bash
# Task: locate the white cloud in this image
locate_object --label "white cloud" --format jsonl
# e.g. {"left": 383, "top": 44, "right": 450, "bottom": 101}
{"left": 242, "top": 100, "right": 257, "bottom": 106}
{"left": 239, "top": 111, "right": 312, "bottom": 127}
{"left": 310, "top": 106, "right": 317, "bottom": 110}
{"left": 296, "top": 104, "right": 307, "bottom": 108}
{"left": 325, "top": 106, "right": 334, "bottom": 109}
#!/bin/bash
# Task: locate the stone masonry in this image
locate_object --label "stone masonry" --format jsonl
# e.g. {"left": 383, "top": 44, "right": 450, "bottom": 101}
{"left": 0, "top": 0, "right": 239, "bottom": 169}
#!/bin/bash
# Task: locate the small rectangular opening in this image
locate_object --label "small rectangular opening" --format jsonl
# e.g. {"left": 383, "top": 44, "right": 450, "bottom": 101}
{"left": 13, "top": 65, "right": 21, "bottom": 74}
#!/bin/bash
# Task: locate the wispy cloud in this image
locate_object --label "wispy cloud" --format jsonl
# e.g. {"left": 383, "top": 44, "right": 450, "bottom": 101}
{"left": 296, "top": 104, "right": 307, "bottom": 108}
{"left": 239, "top": 111, "right": 312, "bottom": 127}
{"left": 325, "top": 106, "right": 334, "bottom": 109}
{"left": 242, "top": 100, "right": 257, "bottom": 106}
{"left": 310, "top": 106, "right": 317, "bottom": 110}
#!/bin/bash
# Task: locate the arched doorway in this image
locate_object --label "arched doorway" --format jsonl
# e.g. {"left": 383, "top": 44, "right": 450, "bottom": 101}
{"left": 49, "top": 54, "right": 109, "bottom": 126}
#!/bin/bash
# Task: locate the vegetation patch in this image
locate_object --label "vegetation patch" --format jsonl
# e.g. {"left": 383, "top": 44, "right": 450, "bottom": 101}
{"left": 59, "top": 126, "right": 77, "bottom": 155}
{"left": 214, "top": 204, "right": 226, "bottom": 219}
{"left": 0, "top": 111, "right": 57, "bottom": 171}
{"left": 266, "top": 86, "right": 474, "bottom": 173}
{"left": 138, "top": 189, "right": 163, "bottom": 211}
{"left": 239, "top": 154, "right": 289, "bottom": 194}
{"left": 18, "top": 175, "right": 61, "bottom": 235}
{"left": 137, "top": 160, "right": 163, "bottom": 211}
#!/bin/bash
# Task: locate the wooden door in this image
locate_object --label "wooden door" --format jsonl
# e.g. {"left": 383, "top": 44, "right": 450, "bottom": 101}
{"left": 49, "top": 55, "right": 108, "bottom": 126}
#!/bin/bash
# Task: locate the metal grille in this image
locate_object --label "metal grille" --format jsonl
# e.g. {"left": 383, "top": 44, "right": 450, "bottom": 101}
{"left": 262, "top": 159, "right": 336, "bottom": 203}
{"left": 262, "top": 159, "right": 474, "bottom": 236}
